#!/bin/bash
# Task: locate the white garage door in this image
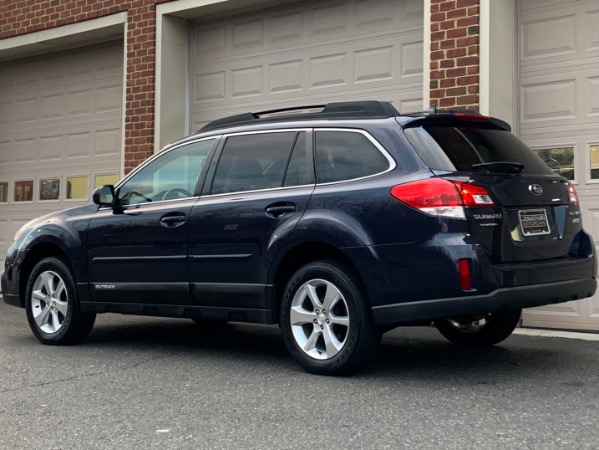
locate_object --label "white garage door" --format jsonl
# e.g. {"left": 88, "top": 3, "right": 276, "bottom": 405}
{"left": 519, "top": 0, "right": 599, "bottom": 331}
{"left": 190, "top": 0, "right": 424, "bottom": 130}
{"left": 0, "top": 42, "right": 123, "bottom": 268}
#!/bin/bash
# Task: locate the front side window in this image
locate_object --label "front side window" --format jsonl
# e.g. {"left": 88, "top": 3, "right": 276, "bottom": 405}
{"left": 315, "top": 130, "right": 390, "bottom": 183}
{"left": 118, "top": 139, "right": 214, "bottom": 205}
{"left": 210, "top": 132, "right": 304, "bottom": 194}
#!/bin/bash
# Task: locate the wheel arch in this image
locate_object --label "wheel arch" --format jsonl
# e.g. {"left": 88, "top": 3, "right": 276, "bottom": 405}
{"left": 268, "top": 241, "right": 370, "bottom": 323}
{"left": 18, "top": 242, "right": 68, "bottom": 308}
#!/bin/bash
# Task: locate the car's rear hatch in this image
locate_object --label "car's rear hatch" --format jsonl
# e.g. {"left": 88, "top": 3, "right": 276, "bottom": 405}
{"left": 402, "top": 113, "right": 582, "bottom": 264}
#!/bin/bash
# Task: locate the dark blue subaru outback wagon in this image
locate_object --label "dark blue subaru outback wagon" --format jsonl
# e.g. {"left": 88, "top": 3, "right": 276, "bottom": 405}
{"left": 2, "top": 101, "right": 597, "bottom": 375}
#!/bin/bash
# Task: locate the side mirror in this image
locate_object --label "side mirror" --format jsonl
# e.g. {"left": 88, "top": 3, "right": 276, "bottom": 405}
{"left": 93, "top": 185, "right": 116, "bottom": 207}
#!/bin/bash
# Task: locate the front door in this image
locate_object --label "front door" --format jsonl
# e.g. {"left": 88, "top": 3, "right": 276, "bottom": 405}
{"left": 87, "top": 138, "right": 216, "bottom": 304}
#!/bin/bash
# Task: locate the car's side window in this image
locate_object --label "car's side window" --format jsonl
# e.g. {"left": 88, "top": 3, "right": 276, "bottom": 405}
{"left": 210, "top": 132, "right": 302, "bottom": 194}
{"left": 118, "top": 139, "right": 214, "bottom": 205}
{"left": 283, "top": 132, "right": 312, "bottom": 187}
{"left": 315, "top": 130, "right": 390, "bottom": 183}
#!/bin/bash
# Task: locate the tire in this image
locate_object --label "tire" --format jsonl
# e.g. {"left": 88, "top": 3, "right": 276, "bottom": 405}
{"left": 25, "top": 257, "right": 96, "bottom": 345}
{"left": 434, "top": 310, "right": 522, "bottom": 347}
{"left": 280, "top": 260, "right": 380, "bottom": 375}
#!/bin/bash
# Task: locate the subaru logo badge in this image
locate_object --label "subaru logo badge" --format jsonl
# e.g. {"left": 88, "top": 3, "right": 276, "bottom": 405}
{"left": 529, "top": 184, "right": 543, "bottom": 196}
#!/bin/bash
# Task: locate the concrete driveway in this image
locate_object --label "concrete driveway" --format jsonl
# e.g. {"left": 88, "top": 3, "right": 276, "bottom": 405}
{"left": 1, "top": 301, "right": 598, "bottom": 450}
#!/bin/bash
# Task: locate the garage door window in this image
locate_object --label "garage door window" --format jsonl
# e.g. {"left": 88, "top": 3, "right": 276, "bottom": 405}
{"left": 39, "top": 178, "right": 60, "bottom": 201}
{"left": 94, "top": 174, "right": 119, "bottom": 189}
{"left": 531, "top": 146, "right": 575, "bottom": 181}
{"left": 14, "top": 180, "right": 33, "bottom": 202}
{"left": 66, "top": 176, "right": 88, "bottom": 200}
{"left": 590, "top": 144, "right": 599, "bottom": 180}
{"left": 0, "top": 182, "right": 7, "bottom": 203}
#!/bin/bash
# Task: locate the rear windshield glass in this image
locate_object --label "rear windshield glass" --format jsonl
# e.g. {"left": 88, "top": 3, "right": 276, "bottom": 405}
{"left": 404, "top": 126, "right": 554, "bottom": 175}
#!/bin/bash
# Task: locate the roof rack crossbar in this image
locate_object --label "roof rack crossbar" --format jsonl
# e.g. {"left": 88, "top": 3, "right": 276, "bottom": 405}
{"left": 198, "top": 100, "right": 400, "bottom": 132}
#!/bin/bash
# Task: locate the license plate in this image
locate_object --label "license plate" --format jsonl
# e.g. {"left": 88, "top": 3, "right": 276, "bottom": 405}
{"left": 518, "top": 209, "right": 551, "bottom": 236}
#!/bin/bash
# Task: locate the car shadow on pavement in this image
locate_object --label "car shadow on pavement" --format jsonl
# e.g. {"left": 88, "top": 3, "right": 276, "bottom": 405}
{"left": 78, "top": 316, "right": 572, "bottom": 380}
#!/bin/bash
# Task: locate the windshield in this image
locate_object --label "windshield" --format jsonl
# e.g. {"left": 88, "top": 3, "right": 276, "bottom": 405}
{"left": 404, "top": 126, "right": 555, "bottom": 175}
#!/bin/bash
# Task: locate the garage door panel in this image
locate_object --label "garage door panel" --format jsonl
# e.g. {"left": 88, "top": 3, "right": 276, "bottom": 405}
{"left": 520, "top": 0, "right": 599, "bottom": 331}
{"left": 0, "top": 41, "right": 123, "bottom": 267}
{"left": 192, "top": 0, "right": 423, "bottom": 129}
{"left": 521, "top": 4, "right": 599, "bottom": 69}
{"left": 521, "top": 13, "right": 576, "bottom": 61}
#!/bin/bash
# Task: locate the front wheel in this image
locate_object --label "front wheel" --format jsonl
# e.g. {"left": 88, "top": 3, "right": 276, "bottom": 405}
{"left": 434, "top": 310, "right": 521, "bottom": 347}
{"left": 25, "top": 257, "right": 96, "bottom": 345}
{"left": 280, "top": 260, "right": 380, "bottom": 375}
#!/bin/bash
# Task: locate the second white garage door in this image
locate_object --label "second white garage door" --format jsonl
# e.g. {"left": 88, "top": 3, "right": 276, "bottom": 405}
{"left": 190, "top": 0, "right": 424, "bottom": 130}
{"left": 519, "top": 0, "right": 599, "bottom": 331}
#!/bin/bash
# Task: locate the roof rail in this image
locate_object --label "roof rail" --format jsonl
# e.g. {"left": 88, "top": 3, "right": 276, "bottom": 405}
{"left": 198, "top": 100, "right": 400, "bottom": 132}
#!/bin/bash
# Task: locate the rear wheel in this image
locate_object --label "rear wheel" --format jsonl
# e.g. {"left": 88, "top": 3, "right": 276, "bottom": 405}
{"left": 280, "top": 260, "right": 379, "bottom": 375}
{"left": 434, "top": 310, "right": 521, "bottom": 347}
{"left": 25, "top": 257, "right": 96, "bottom": 345}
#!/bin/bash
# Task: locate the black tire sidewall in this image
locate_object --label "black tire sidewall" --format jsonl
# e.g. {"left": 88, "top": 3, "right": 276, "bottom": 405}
{"left": 280, "top": 260, "right": 377, "bottom": 375}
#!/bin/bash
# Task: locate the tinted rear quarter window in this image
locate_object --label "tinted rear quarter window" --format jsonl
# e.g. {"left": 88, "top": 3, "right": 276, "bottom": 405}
{"left": 315, "top": 130, "right": 390, "bottom": 183}
{"left": 404, "top": 126, "right": 554, "bottom": 175}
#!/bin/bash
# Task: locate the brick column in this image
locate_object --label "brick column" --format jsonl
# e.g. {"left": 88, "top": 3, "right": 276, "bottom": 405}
{"left": 429, "top": 0, "right": 480, "bottom": 111}
{"left": 124, "top": 0, "right": 157, "bottom": 174}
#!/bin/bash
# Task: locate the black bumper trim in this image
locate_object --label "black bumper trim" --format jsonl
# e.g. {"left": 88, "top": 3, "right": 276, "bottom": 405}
{"left": 372, "top": 277, "right": 597, "bottom": 325}
{"left": 2, "top": 293, "right": 22, "bottom": 308}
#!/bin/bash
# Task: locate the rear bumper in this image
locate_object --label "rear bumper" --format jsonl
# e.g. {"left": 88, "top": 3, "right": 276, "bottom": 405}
{"left": 372, "top": 276, "right": 597, "bottom": 325}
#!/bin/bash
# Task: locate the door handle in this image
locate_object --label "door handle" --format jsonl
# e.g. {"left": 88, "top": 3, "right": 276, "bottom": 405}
{"left": 160, "top": 213, "right": 187, "bottom": 228}
{"left": 265, "top": 203, "right": 296, "bottom": 218}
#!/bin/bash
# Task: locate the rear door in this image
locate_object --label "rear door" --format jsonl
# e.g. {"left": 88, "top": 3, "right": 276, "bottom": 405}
{"left": 403, "top": 118, "right": 582, "bottom": 263}
{"left": 187, "top": 130, "right": 314, "bottom": 310}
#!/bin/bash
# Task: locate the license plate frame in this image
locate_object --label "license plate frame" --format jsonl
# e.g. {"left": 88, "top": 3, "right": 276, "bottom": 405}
{"left": 518, "top": 208, "right": 551, "bottom": 236}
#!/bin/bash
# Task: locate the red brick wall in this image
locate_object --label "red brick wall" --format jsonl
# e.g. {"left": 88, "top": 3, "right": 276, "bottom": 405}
{"left": 0, "top": 0, "right": 174, "bottom": 174}
{"left": 429, "top": 0, "right": 480, "bottom": 111}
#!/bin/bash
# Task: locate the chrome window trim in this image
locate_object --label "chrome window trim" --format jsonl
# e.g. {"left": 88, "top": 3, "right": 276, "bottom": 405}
{"left": 203, "top": 127, "right": 395, "bottom": 196}
{"left": 202, "top": 183, "right": 316, "bottom": 198}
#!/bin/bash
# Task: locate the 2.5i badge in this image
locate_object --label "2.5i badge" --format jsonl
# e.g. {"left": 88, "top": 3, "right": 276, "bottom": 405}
{"left": 518, "top": 209, "right": 551, "bottom": 236}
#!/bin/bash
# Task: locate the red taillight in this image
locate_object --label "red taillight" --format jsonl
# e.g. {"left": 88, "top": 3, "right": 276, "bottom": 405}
{"left": 567, "top": 183, "right": 579, "bottom": 205}
{"left": 458, "top": 258, "right": 472, "bottom": 291}
{"left": 390, "top": 178, "right": 494, "bottom": 219}
{"left": 453, "top": 181, "right": 494, "bottom": 207}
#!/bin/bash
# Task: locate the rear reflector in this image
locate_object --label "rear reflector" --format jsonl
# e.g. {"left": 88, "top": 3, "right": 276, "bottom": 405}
{"left": 390, "top": 178, "right": 494, "bottom": 219}
{"left": 567, "top": 183, "right": 579, "bottom": 205}
{"left": 458, "top": 258, "right": 472, "bottom": 291}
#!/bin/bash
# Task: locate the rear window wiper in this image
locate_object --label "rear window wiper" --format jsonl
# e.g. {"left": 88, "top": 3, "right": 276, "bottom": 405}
{"left": 471, "top": 161, "right": 524, "bottom": 173}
